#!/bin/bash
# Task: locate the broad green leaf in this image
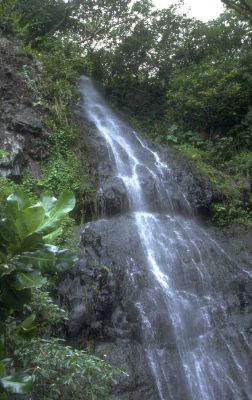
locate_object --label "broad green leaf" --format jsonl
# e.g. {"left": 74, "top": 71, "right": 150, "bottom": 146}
{"left": 23, "top": 206, "right": 45, "bottom": 235}
{"left": 0, "top": 393, "right": 8, "bottom": 400}
{"left": 13, "top": 212, "right": 28, "bottom": 242}
{"left": 0, "top": 372, "right": 34, "bottom": 394}
{"left": 20, "top": 313, "right": 36, "bottom": 330}
{"left": 15, "top": 247, "right": 75, "bottom": 274}
{"left": 14, "top": 207, "right": 45, "bottom": 242}
{"left": 43, "top": 227, "right": 63, "bottom": 243}
{"left": 21, "top": 233, "right": 44, "bottom": 252}
{"left": 13, "top": 250, "right": 56, "bottom": 273}
{"left": 7, "top": 192, "right": 26, "bottom": 210}
{"left": 13, "top": 271, "right": 46, "bottom": 290}
{"left": 37, "top": 191, "right": 75, "bottom": 233}
{"left": 17, "top": 314, "right": 37, "bottom": 338}
{"left": 5, "top": 190, "right": 29, "bottom": 222}
{"left": 37, "top": 194, "right": 57, "bottom": 215}
{"left": 0, "top": 220, "right": 17, "bottom": 247}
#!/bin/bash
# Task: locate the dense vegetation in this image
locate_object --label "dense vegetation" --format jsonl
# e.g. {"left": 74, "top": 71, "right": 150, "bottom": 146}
{"left": 0, "top": 191, "right": 119, "bottom": 399}
{"left": 0, "top": 0, "right": 252, "bottom": 398}
{"left": 1, "top": 1, "right": 251, "bottom": 227}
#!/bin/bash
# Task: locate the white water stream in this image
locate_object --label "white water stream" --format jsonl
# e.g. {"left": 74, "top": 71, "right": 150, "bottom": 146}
{"left": 80, "top": 76, "right": 252, "bottom": 400}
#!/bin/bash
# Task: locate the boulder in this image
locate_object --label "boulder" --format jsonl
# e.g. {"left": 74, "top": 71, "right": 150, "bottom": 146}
{"left": 13, "top": 107, "right": 43, "bottom": 135}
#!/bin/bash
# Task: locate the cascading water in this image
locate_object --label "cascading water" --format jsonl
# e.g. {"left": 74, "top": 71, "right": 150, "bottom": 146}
{"left": 80, "top": 76, "right": 252, "bottom": 400}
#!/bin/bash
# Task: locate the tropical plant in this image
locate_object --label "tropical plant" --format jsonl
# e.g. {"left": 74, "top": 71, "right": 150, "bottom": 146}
{"left": 0, "top": 190, "right": 76, "bottom": 396}
{"left": 0, "top": 190, "right": 76, "bottom": 317}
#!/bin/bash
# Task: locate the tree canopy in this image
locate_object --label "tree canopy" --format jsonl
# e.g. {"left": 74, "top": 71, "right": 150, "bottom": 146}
{"left": 222, "top": 0, "right": 252, "bottom": 23}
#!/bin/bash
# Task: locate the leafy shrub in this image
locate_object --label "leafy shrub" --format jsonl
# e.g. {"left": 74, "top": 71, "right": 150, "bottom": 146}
{"left": 23, "top": 64, "right": 46, "bottom": 107}
{"left": 212, "top": 202, "right": 252, "bottom": 227}
{"left": 17, "top": 338, "right": 122, "bottom": 400}
{"left": 26, "top": 287, "right": 68, "bottom": 329}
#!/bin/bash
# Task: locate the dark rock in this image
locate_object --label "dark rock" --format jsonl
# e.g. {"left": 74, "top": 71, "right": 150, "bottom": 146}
{"left": 13, "top": 107, "right": 43, "bottom": 135}
{"left": 159, "top": 146, "right": 224, "bottom": 215}
{"left": 98, "top": 176, "right": 130, "bottom": 216}
{"left": 0, "top": 131, "right": 25, "bottom": 179}
{"left": 95, "top": 341, "right": 160, "bottom": 400}
{"left": 0, "top": 35, "right": 45, "bottom": 179}
{"left": 28, "top": 140, "right": 49, "bottom": 161}
{"left": 57, "top": 216, "right": 159, "bottom": 398}
{"left": 59, "top": 210, "right": 252, "bottom": 398}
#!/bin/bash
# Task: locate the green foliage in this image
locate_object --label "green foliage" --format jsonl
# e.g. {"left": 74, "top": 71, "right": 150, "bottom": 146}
{"left": 164, "top": 125, "right": 207, "bottom": 149}
{"left": 227, "top": 151, "right": 252, "bottom": 177}
{"left": 0, "top": 0, "right": 20, "bottom": 34}
{"left": 212, "top": 203, "right": 252, "bottom": 227}
{"left": 22, "top": 36, "right": 95, "bottom": 207}
{"left": 0, "top": 0, "right": 132, "bottom": 50}
{"left": 173, "top": 142, "right": 252, "bottom": 226}
{"left": 36, "top": 36, "right": 87, "bottom": 83}
{"left": 22, "top": 64, "right": 46, "bottom": 107}
{"left": 175, "top": 144, "right": 237, "bottom": 196}
{"left": 166, "top": 57, "right": 249, "bottom": 136}
{"left": 26, "top": 287, "right": 68, "bottom": 328}
{"left": 0, "top": 190, "right": 118, "bottom": 399}
{"left": 19, "top": 32, "right": 96, "bottom": 228}
{"left": 43, "top": 155, "right": 84, "bottom": 193}
{"left": 0, "top": 190, "right": 76, "bottom": 317}
{"left": 222, "top": 0, "right": 252, "bottom": 23}
{"left": 21, "top": 171, "right": 39, "bottom": 202}
{"left": 0, "top": 370, "right": 34, "bottom": 395}
{"left": 0, "top": 178, "right": 16, "bottom": 205}
{"left": 46, "top": 130, "right": 87, "bottom": 197}
{"left": 17, "top": 338, "right": 122, "bottom": 400}
{"left": 0, "top": 190, "right": 76, "bottom": 396}
{"left": 0, "top": 0, "right": 67, "bottom": 42}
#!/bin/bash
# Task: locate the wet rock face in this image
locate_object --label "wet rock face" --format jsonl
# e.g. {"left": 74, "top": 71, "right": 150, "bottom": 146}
{"left": 58, "top": 216, "right": 142, "bottom": 341}
{"left": 58, "top": 216, "right": 160, "bottom": 399}
{"left": 0, "top": 35, "right": 47, "bottom": 180}
{"left": 98, "top": 177, "right": 130, "bottom": 216}
{"left": 59, "top": 215, "right": 252, "bottom": 399}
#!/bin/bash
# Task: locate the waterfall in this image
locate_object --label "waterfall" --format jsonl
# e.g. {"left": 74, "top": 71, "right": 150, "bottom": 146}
{"left": 80, "top": 76, "right": 252, "bottom": 400}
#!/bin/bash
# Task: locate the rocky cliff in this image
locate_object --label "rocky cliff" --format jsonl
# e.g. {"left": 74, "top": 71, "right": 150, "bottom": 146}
{"left": 0, "top": 35, "right": 48, "bottom": 182}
